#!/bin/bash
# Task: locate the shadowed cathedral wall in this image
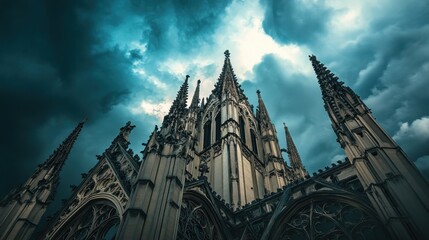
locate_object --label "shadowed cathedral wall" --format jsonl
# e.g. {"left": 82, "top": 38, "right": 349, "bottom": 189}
{"left": 44, "top": 158, "right": 130, "bottom": 239}
{"left": 39, "top": 122, "right": 138, "bottom": 240}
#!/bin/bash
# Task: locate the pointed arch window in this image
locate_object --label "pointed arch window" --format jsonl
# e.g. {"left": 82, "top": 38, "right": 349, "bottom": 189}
{"left": 268, "top": 196, "right": 391, "bottom": 240}
{"left": 178, "top": 196, "right": 223, "bottom": 239}
{"left": 215, "top": 113, "right": 221, "bottom": 142}
{"left": 251, "top": 129, "right": 258, "bottom": 155}
{"left": 239, "top": 116, "right": 246, "bottom": 143}
{"left": 50, "top": 201, "right": 120, "bottom": 240}
{"left": 204, "top": 120, "right": 211, "bottom": 149}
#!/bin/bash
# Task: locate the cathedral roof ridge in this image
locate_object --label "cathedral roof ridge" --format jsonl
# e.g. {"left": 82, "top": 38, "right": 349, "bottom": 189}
{"left": 311, "top": 158, "right": 348, "bottom": 177}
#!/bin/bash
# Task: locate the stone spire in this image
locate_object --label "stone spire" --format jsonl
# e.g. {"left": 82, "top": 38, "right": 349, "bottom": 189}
{"left": 310, "top": 55, "right": 429, "bottom": 238}
{"left": 212, "top": 50, "right": 246, "bottom": 99}
{"left": 0, "top": 120, "right": 84, "bottom": 240}
{"left": 309, "top": 55, "right": 367, "bottom": 125}
{"left": 162, "top": 75, "right": 189, "bottom": 130}
{"left": 283, "top": 123, "right": 304, "bottom": 170}
{"left": 190, "top": 79, "right": 201, "bottom": 110}
{"left": 168, "top": 75, "right": 189, "bottom": 116}
{"left": 256, "top": 90, "right": 288, "bottom": 192}
{"left": 37, "top": 119, "right": 85, "bottom": 184}
{"left": 118, "top": 77, "right": 193, "bottom": 240}
{"left": 256, "top": 89, "right": 271, "bottom": 123}
{"left": 107, "top": 121, "right": 135, "bottom": 151}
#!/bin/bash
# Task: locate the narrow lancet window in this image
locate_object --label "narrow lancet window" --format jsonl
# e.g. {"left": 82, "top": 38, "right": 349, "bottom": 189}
{"left": 204, "top": 120, "right": 211, "bottom": 149}
{"left": 215, "top": 113, "right": 221, "bottom": 142}
{"left": 239, "top": 116, "right": 246, "bottom": 143}
{"left": 251, "top": 129, "right": 258, "bottom": 155}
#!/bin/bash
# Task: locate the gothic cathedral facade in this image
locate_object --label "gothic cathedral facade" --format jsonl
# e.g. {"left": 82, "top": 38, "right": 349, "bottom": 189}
{"left": 1, "top": 51, "right": 428, "bottom": 240}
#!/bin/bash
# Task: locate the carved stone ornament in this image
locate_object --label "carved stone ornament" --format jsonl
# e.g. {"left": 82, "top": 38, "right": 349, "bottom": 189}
{"left": 50, "top": 201, "right": 120, "bottom": 240}
{"left": 242, "top": 146, "right": 251, "bottom": 158}
{"left": 45, "top": 161, "right": 128, "bottom": 239}
{"left": 177, "top": 198, "right": 222, "bottom": 240}
{"left": 213, "top": 144, "right": 222, "bottom": 155}
{"left": 271, "top": 199, "right": 389, "bottom": 240}
{"left": 198, "top": 160, "right": 210, "bottom": 177}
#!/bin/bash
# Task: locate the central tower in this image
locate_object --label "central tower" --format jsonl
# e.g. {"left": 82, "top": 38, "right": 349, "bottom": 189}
{"left": 197, "top": 50, "right": 265, "bottom": 208}
{"left": 116, "top": 50, "right": 308, "bottom": 239}
{"left": 192, "top": 50, "right": 305, "bottom": 209}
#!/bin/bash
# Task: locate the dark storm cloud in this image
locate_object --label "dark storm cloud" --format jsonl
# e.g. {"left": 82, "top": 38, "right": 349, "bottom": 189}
{"left": 242, "top": 54, "right": 343, "bottom": 172}
{"left": 0, "top": 0, "right": 235, "bottom": 224}
{"left": 132, "top": 0, "right": 232, "bottom": 57}
{"left": 261, "top": 0, "right": 333, "bottom": 45}
{"left": 122, "top": 0, "right": 233, "bottom": 107}
{"left": 324, "top": 0, "right": 429, "bottom": 170}
{"left": 0, "top": 0, "right": 146, "bottom": 196}
{"left": 259, "top": 0, "right": 429, "bottom": 177}
{"left": 129, "top": 49, "right": 144, "bottom": 61}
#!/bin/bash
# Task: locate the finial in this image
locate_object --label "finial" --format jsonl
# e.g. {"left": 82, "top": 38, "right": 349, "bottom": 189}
{"left": 120, "top": 121, "right": 135, "bottom": 133}
{"left": 198, "top": 160, "right": 210, "bottom": 177}
{"left": 185, "top": 75, "right": 190, "bottom": 81}
{"left": 197, "top": 79, "right": 201, "bottom": 84}
{"left": 283, "top": 122, "right": 290, "bottom": 131}
{"left": 256, "top": 89, "right": 261, "bottom": 96}
{"left": 224, "top": 50, "right": 230, "bottom": 58}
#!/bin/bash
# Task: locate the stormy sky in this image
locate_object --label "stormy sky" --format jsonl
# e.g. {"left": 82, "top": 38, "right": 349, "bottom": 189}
{"left": 1, "top": 0, "right": 428, "bottom": 220}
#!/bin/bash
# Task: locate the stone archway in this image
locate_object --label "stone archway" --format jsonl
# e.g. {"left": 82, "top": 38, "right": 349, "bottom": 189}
{"left": 268, "top": 192, "right": 390, "bottom": 240}
{"left": 177, "top": 191, "right": 227, "bottom": 240}
{"left": 51, "top": 200, "right": 120, "bottom": 240}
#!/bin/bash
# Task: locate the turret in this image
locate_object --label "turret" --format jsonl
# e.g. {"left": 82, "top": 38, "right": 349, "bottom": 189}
{"left": 199, "top": 51, "right": 265, "bottom": 209}
{"left": 189, "top": 79, "right": 201, "bottom": 110}
{"left": 256, "top": 90, "right": 288, "bottom": 192}
{"left": 256, "top": 90, "right": 282, "bottom": 159}
{"left": 310, "top": 55, "right": 367, "bottom": 128}
{"left": 162, "top": 75, "right": 189, "bottom": 133}
{"left": 0, "top": 120, "right": 84, "bottom": 240}
{"left": 187, "top": 78, "right": 201, "bottom": 139}
{"left": 310, "top": 55, "right": 429, "bottom": 239}
{"left": 107, "top": 121, "right": 135, "bottom": 151}
{"left": 185, "top": 79, "right": 202, "bottom": 179}
{"left": 118, "top": 75, "right": 193, "bottom": 239}
{"left": 283, "top": 123, "right": 307, "bottom": 179}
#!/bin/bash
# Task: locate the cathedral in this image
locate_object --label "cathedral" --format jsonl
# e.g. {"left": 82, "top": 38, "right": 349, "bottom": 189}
{"left": 1, "top": 51, "right": 428, "bottom": 240}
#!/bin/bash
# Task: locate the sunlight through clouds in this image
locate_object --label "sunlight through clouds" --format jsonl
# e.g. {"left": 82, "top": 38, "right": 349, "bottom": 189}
{"left": 394, "top": 117, "right": 429, "bottom": 141}
{"left": 132, "top": 68, "right": 168, "bottom": 89}
{"left": 213, "top": 0, "right": 311, "bottom": 79}
{"left": 131, "top": 99, "right": 171, "bottom": 120}
{"left": 149, "top": 0, "right": 313, "bottom": 90}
